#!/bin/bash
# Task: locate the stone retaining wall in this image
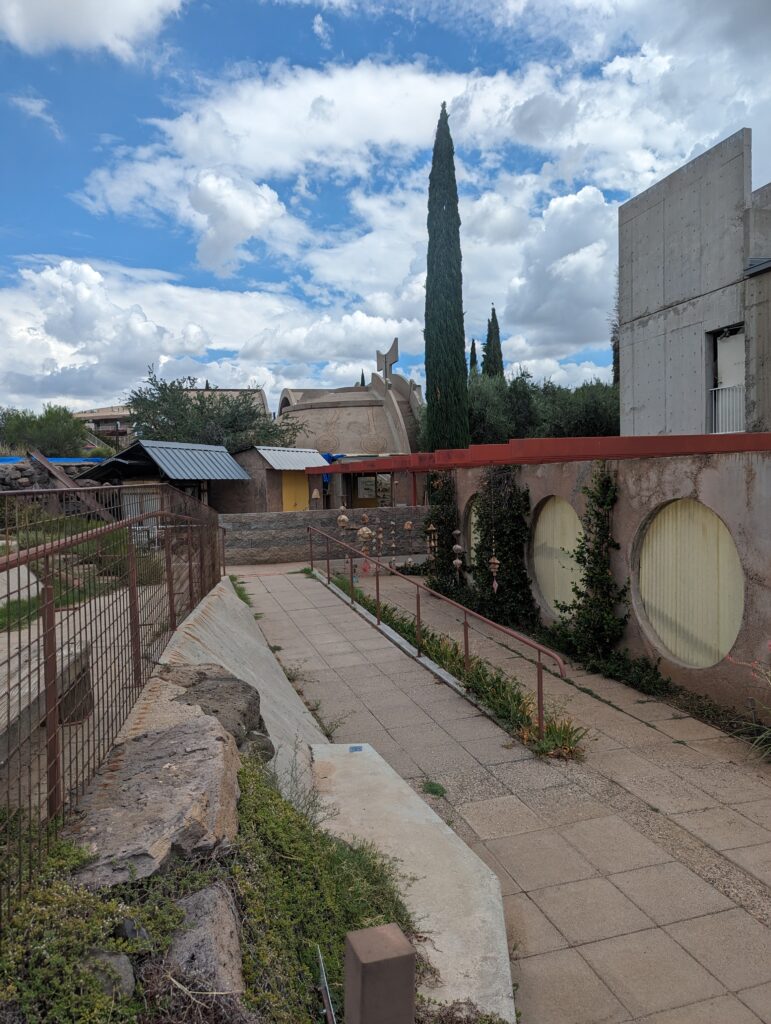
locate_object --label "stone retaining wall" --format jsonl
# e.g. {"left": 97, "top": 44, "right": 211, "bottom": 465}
{"left": 220, "top": 505, "right": 427, "bottom": 564}
{"left": 0, "top": 460, "right": 95, "bottom": 491}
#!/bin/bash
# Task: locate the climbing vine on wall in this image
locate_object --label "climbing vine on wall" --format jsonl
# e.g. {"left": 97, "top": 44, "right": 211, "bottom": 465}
{"left": 472, "top": 467, "right": 540, "bottom": 630}
{"left": 549, "top": 462, "right": 629, "bottom": 664}
{"left": 423, "top": 471, "right": 470, "bottom": 601}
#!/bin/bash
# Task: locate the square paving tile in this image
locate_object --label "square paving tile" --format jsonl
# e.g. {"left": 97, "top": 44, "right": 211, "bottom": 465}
{"left": 530, "top": 877, "right": 653, "bottom": 944}
{"left": 724, "top": 842, "right": 771, "bottom": 887}
{"left": 410, "top": 743, "right": 480, "bottom": 774}
{"left": 621, "top": 771, "right": 717, "bottom": 814}
{"left": 517, "top": 783, "right": 608, "bottom": 826}
{"left": 442, "top": 715, "right": 505, "bottom": 741}
{"left": 636, "top": 994, "right": 766, "bottom": 1023}
{"left": 470, "top": 842, "right": 521, "bottom": 896}
{"left": 491, "top": 759, "right": 568, "bottom": 792}
{"left": 487, "top": 829, "right": 597, "bottom": 891}
{"left": 579, "top": 927, "right": 724, "bottom": 1017}
{"left": 323, "top": 652, "right": 370, "bottom": 668}
{"left": 671, "top": 807, "right": 771, "bottom": 851}
{"left": 610, "top": 861, "right": 733, "bottom": 925}
{"left": 424, "top": 695, "right": 482, "bottom": 722}
{"left": 666, "top": 909, "right": 771, "bottom": 990}
{"left": 457, "top": 795, "right": 545, "bottom": 839}
{"left": 432, "top": 766, "right": 510, "bottom": 805}
{"left": 738, "top": 981, "right": 771, "bottom": 1023}
{"left": 460, "top": 737, "right": 531, "bottom": 765}
{"left": 675, "top": 764, "right": 771, "bottom": 805}
{"left": 511, "top": 948, "right": 629, "bottom": 1024}
{"left": 372, "top": 703, "right": 434, "bottom": 729}
{"left": 559, "top": 815, "right": 672, "bottom": 874}
{"left": 503, "top": 893, "right": 568, "bottom": 957}
{"left": 737, "top": 799, "right": 771, "bottom": 830}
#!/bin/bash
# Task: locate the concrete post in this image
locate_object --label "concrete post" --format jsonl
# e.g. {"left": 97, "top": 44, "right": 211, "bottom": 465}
{"left": 344, "top": 923, "right": 415, "bottom": 1024}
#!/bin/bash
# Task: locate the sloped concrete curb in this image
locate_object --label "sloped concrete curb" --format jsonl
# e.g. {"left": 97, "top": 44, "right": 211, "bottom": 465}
{"left": 313, "top": 743, "right": 517, "bottom": 1023}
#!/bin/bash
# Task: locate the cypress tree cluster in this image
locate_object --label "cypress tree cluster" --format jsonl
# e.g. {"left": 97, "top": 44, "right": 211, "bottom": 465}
{"left": 482, "top": 304, "right": 504, "bottom": 377}
{"left": 424, "top": 102, "right": 470, "bottom": 451}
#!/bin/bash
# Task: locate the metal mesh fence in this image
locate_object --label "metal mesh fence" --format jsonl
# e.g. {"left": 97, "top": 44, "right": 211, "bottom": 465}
{"left": 0, "top": 484, "right": 223, "bottom": 929}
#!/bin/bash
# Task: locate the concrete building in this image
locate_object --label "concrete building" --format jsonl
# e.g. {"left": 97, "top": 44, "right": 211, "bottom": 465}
{"left": 619, "top": 128, "right": 771, "bottom": 435}
{"left": 278, "top": 339, "right": 423, "bottom": 455}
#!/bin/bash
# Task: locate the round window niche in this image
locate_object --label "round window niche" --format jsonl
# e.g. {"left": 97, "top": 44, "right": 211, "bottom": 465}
{"left": 638, "top": 498, "right": 744, "bottom": 668}
{"left": 532, "top": 497, "right": 582, "bottom": 615}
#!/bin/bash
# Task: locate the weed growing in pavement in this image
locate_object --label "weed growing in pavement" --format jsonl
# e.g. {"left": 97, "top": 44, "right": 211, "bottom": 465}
{"left": 228, "top": 575, "right": 252, "bottom": 606}
{"left": 422, "top": 780, "right": 447, "bottom": 798}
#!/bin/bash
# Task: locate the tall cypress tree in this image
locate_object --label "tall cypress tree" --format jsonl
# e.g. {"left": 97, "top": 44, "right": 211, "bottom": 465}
{"left": 482, "top": 304, "right": 504, "bottom": 377}
{"left": 424, "top": 102, "right": 470, "bottom": 451}
{"left": 469, "top": 338, "right": 478, "bottom": 376}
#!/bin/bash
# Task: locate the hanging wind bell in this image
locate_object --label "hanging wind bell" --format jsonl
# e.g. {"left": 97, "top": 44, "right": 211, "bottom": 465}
{"left": 452, "top": 528, "right": 464, "bottom": 582}
{"left": 489, "top": 553, "right": 500, "bottom": 593}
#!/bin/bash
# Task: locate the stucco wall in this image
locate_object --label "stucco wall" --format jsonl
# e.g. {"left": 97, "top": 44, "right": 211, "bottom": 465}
{"left": 455, "top": 452, "right": 771, "bottom": 713}
{"left": 208, "top": 450, "right": 282, "bottom": 513}
{"left": 221, "top": 505, "right": 427, "bottom": 564}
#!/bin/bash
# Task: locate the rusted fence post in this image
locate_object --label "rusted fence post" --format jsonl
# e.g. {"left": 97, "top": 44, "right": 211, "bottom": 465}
{"left": 125, "top": 531, "right": 144, "bottom": 693}
{"left": 537, "top": 654, "right": 545, "bottom": 739}
{"left": 186, "top": 525, "right": 195, "bottom": 610}
{"left": 309, "top": 528, "right": 315, "bottom": 572}
{"left": 415, "top": 587, "right": 422, "bottom": 656}
{"left": 42, "top": 558, "right": 62, "bottom": 821}
{"left": 326, "top": 534, "right": 331, "bottom": 583}
{"left": 345, "top": 923, "right": 415, "bottom": 1024}
{"left": 163, "top": 527, "right": 177, "bottom": 630}
{"left": 349, "top": 550, "right": 355, "bottom": 606}
{"left": 463, "top": 612, "right": 470, "bottom": 673}
{"left": 375, "top": 555, "right": 381, "bottom": 625}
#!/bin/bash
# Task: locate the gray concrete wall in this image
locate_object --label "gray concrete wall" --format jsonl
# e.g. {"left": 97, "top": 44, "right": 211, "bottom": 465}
{"left": 619, "top": 129, "right": 754, "bottom": 435}
{"left": 745, "top": 272, "right": 771, "bottom": 431}
{"left": 454, "top": 451, "right": 771, "bottom": 713}
{"left": 222, "top": 505, "right": 427, "bottom": 564}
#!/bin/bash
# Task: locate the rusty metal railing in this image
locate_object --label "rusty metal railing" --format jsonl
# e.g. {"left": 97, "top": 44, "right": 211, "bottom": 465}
{"left": 307, "top": 525, "right": 566, "bottom": 738}
{"left": 0, "top": 484, "right": 223, "bottom": 929}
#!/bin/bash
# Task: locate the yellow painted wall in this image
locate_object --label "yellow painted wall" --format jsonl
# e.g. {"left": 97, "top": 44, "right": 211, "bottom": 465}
{"left": 533, "top": 496, "right": 582, "bottom": 614}
{"left": 639, "top": 498, "right": 744, "bottom": 668}
{"left": 281, "top": 471, "right": 309, "bottom": 511}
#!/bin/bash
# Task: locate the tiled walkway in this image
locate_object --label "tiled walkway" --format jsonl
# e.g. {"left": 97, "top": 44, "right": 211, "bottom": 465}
{"left": 232, "top": 564, "right": 771, "bottom": 1024}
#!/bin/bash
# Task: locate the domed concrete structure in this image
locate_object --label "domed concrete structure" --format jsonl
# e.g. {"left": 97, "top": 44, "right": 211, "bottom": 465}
{"left": 278, "top": 340, "right": 423, "bottom": 455}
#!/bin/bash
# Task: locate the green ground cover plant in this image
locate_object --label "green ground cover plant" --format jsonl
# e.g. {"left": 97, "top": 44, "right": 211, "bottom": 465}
{"left": 228, "top": 574, "right": 252, "bottom": 606}
{"left": 5, "top": 756, "right": 505, "bottom": 1022}
{"left": 332, "top": 574, "right": 586, "bottom": 759}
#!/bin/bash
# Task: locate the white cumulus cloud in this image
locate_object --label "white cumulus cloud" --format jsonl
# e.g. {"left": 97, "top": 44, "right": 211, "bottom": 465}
{"left": 0, "top": 0, "right": 184, "bottom": 59}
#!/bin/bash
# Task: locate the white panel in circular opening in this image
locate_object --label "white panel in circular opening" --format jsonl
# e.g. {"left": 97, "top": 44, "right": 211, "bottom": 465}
{"left": 532, "top": 497, "right": 582, "bottom": 614}
{"left": 638, "top": 498, "right": 744, "bottom": 668}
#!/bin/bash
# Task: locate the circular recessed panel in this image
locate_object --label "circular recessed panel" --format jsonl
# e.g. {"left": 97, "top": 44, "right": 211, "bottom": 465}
{"left": 638, "top": 498, "right": 744, "bottom": 668}
{"left": 532, "top": 497, "right": 582, "bottom": 614}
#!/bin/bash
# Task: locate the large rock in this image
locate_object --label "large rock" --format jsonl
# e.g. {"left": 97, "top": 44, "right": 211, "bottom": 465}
{"left": 156, "top": 663, "right": 270, "bottom": 750}
{"left": 167, "top": 883, "right": 244, "bottom": 995}
{"left": 87, "top": 952, "right": 135, "bottom": 999}
{"left": 65, "top": 717, "right": 239, "bottom": 888}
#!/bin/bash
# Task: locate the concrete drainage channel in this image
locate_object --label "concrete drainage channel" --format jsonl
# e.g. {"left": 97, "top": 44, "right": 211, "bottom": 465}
{"left": 62, "top": 578, "right": 516, "bottom": 1022}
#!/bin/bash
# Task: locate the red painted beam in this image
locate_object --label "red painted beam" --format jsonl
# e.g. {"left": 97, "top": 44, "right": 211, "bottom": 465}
{"left": 308, "top": 433, "right": 771, "bottom": 475}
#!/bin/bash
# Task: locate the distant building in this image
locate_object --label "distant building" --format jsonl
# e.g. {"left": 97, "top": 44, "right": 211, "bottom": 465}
{"left": 278, "top": 339, "right": 424, "bottom": 455}
{"left": 619, "top": 128, "right": 771, "bottom": 435}
{"left": 74, "top": 405, "right": 133, "bottom": 448}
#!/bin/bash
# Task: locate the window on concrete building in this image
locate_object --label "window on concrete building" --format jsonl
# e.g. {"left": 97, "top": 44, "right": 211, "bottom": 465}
{"left": 709, "top": 324, "right": 745, "bottom": 433}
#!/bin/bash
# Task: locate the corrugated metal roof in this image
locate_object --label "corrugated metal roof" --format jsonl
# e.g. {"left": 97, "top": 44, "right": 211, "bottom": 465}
{"left": 254, "top": 446, "right": 329, "bottom": 470}
{"left": 140, "top": 440, "right": 250, "bottom": 481}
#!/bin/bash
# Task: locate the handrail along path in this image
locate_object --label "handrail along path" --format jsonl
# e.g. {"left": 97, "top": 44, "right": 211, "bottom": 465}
{"left": 307, "top": 525, "right": 566, "bottom": 738}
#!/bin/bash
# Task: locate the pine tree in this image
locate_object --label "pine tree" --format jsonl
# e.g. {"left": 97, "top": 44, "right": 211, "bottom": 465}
{"left": 469, "top": 338, "right": 478, "bottom": 376}
{"left": 482, "top": 304, "right": 504, "bottom": 378}
{"left": 424, "top": 102, "right": 470, "bottom": 451}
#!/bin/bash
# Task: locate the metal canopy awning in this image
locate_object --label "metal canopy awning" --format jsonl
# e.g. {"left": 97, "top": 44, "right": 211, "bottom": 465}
{"left": 254, "top": 446, "right": 329, "bottom": 471}
{"left": 77, "top": 439, "right": 250, "bottom": 482}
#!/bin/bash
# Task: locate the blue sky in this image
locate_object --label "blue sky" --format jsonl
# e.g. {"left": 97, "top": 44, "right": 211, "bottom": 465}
{"left": 1, "top": 0, "right": 771, "bottom": 412}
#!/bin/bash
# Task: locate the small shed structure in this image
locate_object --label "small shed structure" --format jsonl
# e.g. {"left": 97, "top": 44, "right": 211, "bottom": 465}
{"left": 209, "top": 446, "right": 329, "bottom": 512}
{"left": 76, "top": 439, "right": 249, "bottom": 505}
